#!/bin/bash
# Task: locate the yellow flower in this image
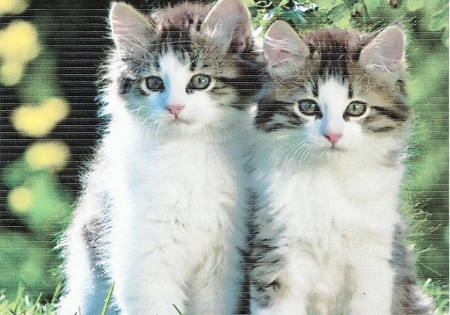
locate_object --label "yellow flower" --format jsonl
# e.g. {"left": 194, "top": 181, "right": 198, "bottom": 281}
{"left": 42, "top": 97, "right": 70, "bottom": 123}
{"left": 0, "top": 0, "right": 29, "bottom": 16}
{"left": 11, "top": 97, "right": 70, "bottom": 137}
{"left": 0, "top": 20, "right": 39, "bottom": 85}
{"left": 0, "top": 61, "right": 23, "bottom": 86}
{"left": 0, "top": 20, "right": 40, "bottom": 62}
{"left": 25, "top": 141, "right": 70, "bottom": 171}
{"left": 8, "top": 186, "right": 34, "bottom": 212}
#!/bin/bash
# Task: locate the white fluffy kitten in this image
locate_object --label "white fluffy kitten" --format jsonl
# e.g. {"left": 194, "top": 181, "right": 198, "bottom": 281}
{"left": 57, "top": 1, "right": 263, "bottom": 314}
{"left": 249, "top": 21, "right": 435, "bottom": 315}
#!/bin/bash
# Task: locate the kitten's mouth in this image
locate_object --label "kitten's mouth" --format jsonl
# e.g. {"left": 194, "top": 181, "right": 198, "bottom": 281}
{"left": 325, "top": 144, "right": 345, "bottom": 152}
{"left": 169, "top": 117, "right": 191, "bottom": 125}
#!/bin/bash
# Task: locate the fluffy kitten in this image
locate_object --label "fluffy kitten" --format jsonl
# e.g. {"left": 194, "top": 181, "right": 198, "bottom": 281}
{"left": 57, "top": 1, "right": 263, "bottom": 314}
{"left": 249, "top": 21, "right": 435, "bottom": 315}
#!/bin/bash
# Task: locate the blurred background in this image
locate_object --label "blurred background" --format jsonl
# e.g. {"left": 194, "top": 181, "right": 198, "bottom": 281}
{"left": 0, "top": 0, "right": 448, "bottom": 309}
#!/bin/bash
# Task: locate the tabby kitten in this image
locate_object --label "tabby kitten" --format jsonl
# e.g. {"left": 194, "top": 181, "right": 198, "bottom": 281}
{"left": 57, "top": 1, "right": 263, "bottom": 314}
{"left": 249, "top": 21, "right": 435, "bottom": 315}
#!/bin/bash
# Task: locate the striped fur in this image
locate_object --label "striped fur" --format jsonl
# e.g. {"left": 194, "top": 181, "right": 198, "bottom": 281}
{"left": 255, "top": 28, "right": 410, "bottom": 136}
{"left": 104, "top": 2, "right": 263, "bottom": 113}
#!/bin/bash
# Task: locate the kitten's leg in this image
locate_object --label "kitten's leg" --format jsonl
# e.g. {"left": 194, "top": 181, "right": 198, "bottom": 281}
{"left": 250, "top": 250, "right": 313, "bottom": 315}
{"left": 348, "top": 245, "right": 396, "bottom": 315}
{"left": 57, "top": 227, "right": 114, "bottom": 314}
{"left": 391, "top": 224, "right": 435, "bottom": 315}
{"left": 186, "top": 244, "right": 244, "bottom": 315}
{"left": 57, "top": 195, "right": 115, "bottom": 315}
{"left": 111, "top": 247, "right": 188, "bottom": 315}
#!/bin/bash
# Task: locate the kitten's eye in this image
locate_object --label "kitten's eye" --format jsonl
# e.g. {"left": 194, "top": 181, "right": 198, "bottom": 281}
{"left": 297, "top": 99, "right": 320, "bottom": 116}
{"left": 189, "top": 74, "right": 211, "bottom": 90}
{"left": 144, "top": 76, "right": 164, "bottom": 92}
{"left": 346, "top": 101, "right": 367, "bottom": 117}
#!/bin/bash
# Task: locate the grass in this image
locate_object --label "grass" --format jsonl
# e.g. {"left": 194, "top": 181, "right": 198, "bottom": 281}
{"left": 0, "top": 281, "right": 447, "bottom": 315}
{"left": 0, "top": 282, "right": 115, "bottom": 315}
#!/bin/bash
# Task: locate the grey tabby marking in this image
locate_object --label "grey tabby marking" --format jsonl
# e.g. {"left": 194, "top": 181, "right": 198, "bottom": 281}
{"left": 255, "top": 28, "right": 410, "bottom": 135}
{"left": 391, "top": 224, "right": 435, "bottom": 314}
{"left": 106, "top": 3, "right": 263, "bottom": 111}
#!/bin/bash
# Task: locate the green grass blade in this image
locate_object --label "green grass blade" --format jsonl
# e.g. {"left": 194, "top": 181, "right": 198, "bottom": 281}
{"left": 172, "top": 304, "right": 183, "bottom": 315}
{"left": 51, "top": 282, "right": 63, "bottom": 305}
{"left": 100, "top": 282, "right": 115, "bottom": 315}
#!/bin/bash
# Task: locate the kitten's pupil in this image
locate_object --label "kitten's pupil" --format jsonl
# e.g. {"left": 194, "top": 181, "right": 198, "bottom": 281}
{"left": 346, "top": 101, "right": 367, "bottom": 117}
{"left": 189, "top": 74, "right": 211, "bottom": 90}
{"left": 298, "top": 99, "right": 321, "bottom": 117}
{"left": 145, "top": 76, "right": 164, "bottom": 92}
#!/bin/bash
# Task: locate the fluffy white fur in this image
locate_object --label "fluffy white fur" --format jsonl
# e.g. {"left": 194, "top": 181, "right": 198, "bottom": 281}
{"left": 250, "top": 78, "right": 409, "bottom": 315}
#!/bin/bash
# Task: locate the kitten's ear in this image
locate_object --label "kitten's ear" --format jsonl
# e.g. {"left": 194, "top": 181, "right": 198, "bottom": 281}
{"left": 359, "top": 24, "right": 406, "bottom": 73}
{"left": 109, "top": 2, "right": 153, "bottom": 51}
{"left": 263, "top": 20, "right": 310, "bottom": 74}
{"left": 202, "top": 0, "right": 252, "bottom": 53}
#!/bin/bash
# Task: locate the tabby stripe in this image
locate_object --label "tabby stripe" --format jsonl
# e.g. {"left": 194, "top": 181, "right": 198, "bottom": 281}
{"left": 120, "top": 77, "right": 135, "bottom": 95}
{"left": 371, "top": 106, "right": 409, "bottom": 122}
{"left": 348, "top": 83, "right": 353, "bottom": 99}
{"left": 255, "top": 100, "right": 300, "bottom": 132}
{"left": 366, "top": 125, "right": 396, "bottom": 133}
{"left": 216, "top": 75, "right": 262, "bottom": 110}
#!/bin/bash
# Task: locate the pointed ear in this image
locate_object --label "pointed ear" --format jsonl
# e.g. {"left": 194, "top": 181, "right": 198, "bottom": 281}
{"left": 263, "top": 20, "right": 310, "bottom": 74}
{"left": 202, "top": 0, "right": 252, "bottom": 53}
{"left": 109, "top": 2, "right": 153, "bottom": 51}
{"left": 359, "top": 24, "right": 406, "bottom": 72}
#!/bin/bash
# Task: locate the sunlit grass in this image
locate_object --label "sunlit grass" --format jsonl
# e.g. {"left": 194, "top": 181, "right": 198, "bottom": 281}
{"left": 0, "top": 283, "right": 60, "bottom": 315}
{"left": 0, "top": 281, "right": 447, "bottom": 315}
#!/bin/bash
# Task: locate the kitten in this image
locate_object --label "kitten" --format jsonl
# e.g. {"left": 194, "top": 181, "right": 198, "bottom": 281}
{"left": 249, "top": 21, "right": 436, "bottom": 315}
{"left": 57, "top": 1, "right": 263, "bottom": 314}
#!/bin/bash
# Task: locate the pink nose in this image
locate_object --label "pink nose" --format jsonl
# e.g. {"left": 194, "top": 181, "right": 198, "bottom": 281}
{"left": 167, "top": 104, "right": 184, "bottom": 118}
{"left": 324, "top": 133, "right": 342, "bottom": 145}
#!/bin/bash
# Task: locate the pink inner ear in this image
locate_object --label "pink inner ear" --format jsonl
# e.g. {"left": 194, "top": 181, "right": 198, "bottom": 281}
{"left": 377, "top": 26, "right": 406, "bottom": 61}
{"left": 203, "top": 0, "right": 251, "bottom": 53}
{"left": 386, "top": 36, "right": 405, "bottom": 61}
{"left": 266, "top": 46, "right": 291, "bottom": 66}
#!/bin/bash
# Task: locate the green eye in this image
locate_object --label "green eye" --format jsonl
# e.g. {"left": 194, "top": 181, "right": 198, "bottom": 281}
{"left": 144, "top": 76, "right": 164, "bottom": 92}
{"left": 346, "top": 101, "right": 367, "bottom": 117}
{"left": 189, "top": 74, "right": 211, "bottom": 90}
{"left": 298, "top": 99, "right": 321, "bottom": 116}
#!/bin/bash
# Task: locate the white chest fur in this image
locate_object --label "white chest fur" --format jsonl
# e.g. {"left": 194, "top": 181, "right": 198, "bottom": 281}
{"left": 99, "top": 116, "right": 250, "bottom": 314}
{"left": 251, "top": 142, "right": 405, "bottom": 314}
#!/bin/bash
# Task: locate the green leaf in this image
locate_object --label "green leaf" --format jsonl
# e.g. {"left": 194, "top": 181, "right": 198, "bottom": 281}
{"left": 407, "top": 0, "right": 425, "bottom": 11}
{"left": 315, "top": 0, "right": 345, "bottom": 10}
{"left": 327, "top": 3, "right": 352, "bottom": 27}
{"left": 278, "top": 0, "right": 289, "bottom": 8}
{"left": 364, "top": 0, "right": 381, "bottom": 14}
{"left": 241, "top": 0, "right": 257, "bottom": 7}
{"left": 429, "top": 4, "right": 449, "bottom": 31}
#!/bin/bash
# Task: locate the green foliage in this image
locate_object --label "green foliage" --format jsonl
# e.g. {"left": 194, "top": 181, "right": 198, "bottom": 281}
{"left": 422, "top": 279, "right": 450, "bottom": 314}
{"left": 428, "top": 3, "right": 449, "bottom": 46}
{"left": 0, "top": 2, "right": 73, "bottom": 301}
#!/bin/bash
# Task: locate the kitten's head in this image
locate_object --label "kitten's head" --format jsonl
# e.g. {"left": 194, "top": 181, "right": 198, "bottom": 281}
{"left": 103, "top": 0, "right": 262, "bottom": 136}
{"left": 256, "top": 21, "right": 409, "bottom": 164}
